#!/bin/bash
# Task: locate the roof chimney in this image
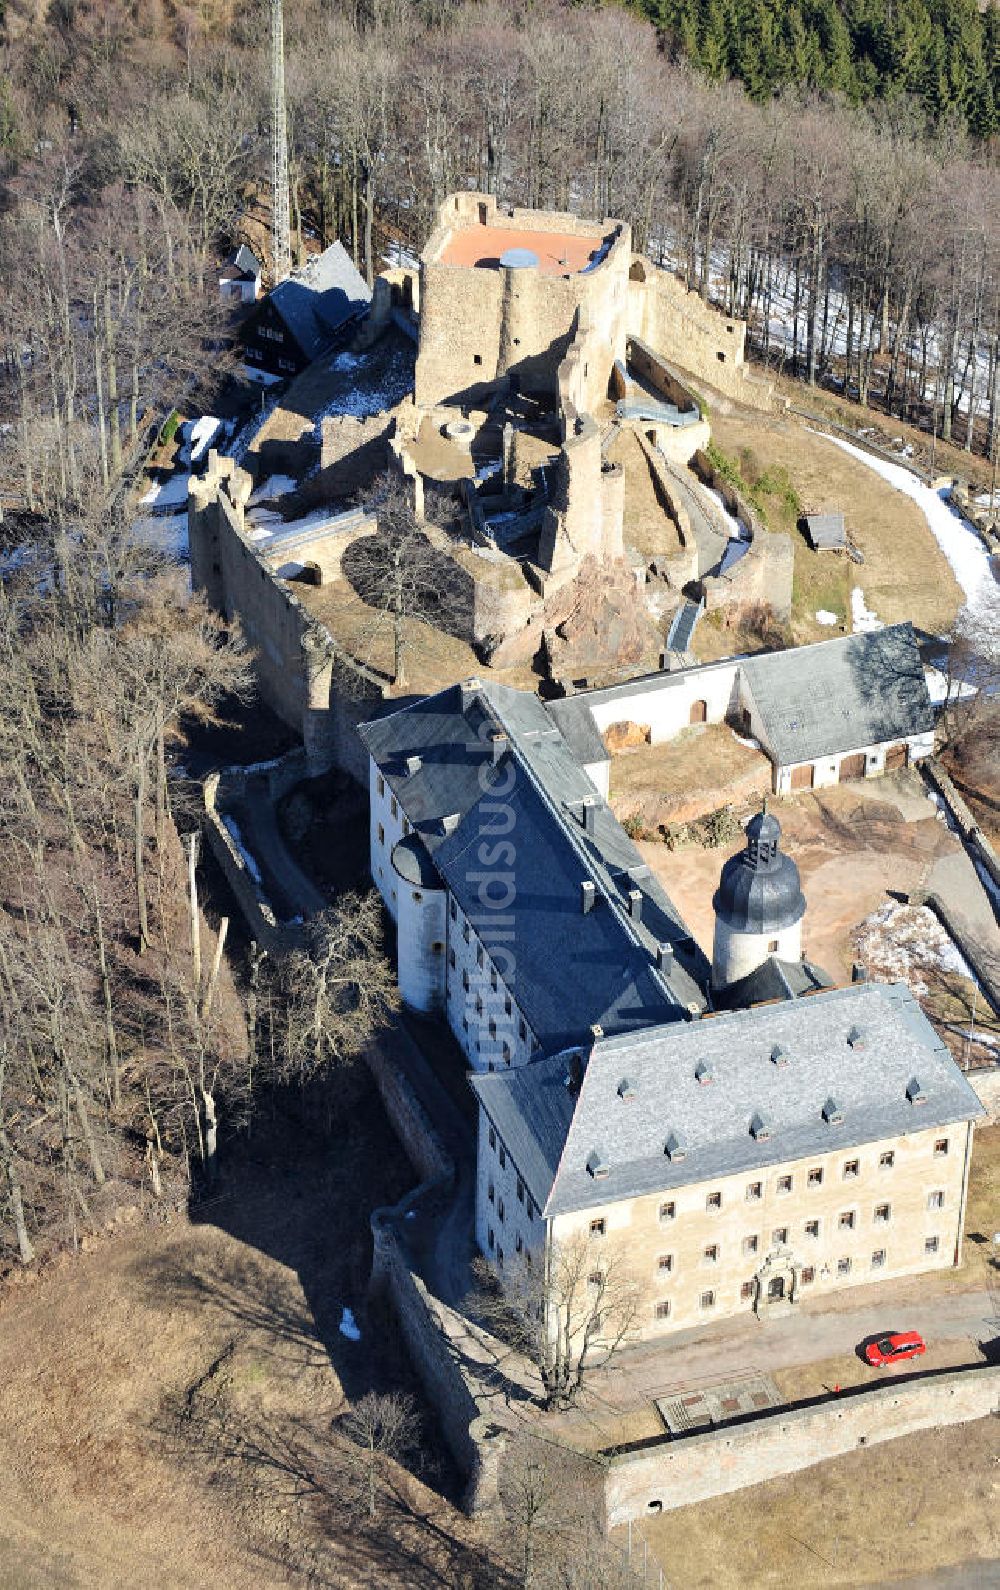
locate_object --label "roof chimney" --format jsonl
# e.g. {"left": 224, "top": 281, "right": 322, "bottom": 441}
{"left": 590, "top": 1023, "right": 604, "bottom": 1048}
{"left": 581, "top": 880, "right": 596, "bottom": 914}
{"left": 657, "top": 943, "right": 674, "bottom": 974}
{"left": 566, "top": 1052, "right": 584, "bottom": 1094}
{"left": 582, "top": 799, "right": 597, "bottom": 835}
{"left": 405, "top": 754, "right": 422, "bottom": 776}
{"left": 491, "top": 732, "right": 508, "bottom": 766}
{"left": 439, "top": 812, "right": 460, "bottom": 836}
{"left": 628, "top": 888, "right": 643, "bottom": 921}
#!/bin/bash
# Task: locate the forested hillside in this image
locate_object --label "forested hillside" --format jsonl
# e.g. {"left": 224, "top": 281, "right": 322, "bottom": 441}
{"left": 640, "top": 0, "right": 1000, "bottom": 136}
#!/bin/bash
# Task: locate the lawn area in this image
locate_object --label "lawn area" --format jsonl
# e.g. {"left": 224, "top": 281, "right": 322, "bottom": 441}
{"left": 708, "top": 411, "right": 964, "bottom": 645}
{"left": 635, "top": 1413, "right": 1000, "bottom": 1587}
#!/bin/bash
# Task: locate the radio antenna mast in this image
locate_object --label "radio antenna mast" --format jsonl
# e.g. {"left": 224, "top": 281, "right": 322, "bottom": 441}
{"left": 270, "top": 0, "right": 291, "bottom": 284}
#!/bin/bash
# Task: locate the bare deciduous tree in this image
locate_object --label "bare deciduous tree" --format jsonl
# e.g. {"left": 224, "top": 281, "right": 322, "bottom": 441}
{"left": 471, "top": 1235, "right": 643, "bottom": 1412}
{"left": 338, "top": 1389, "right": 420, "bottom": 1523}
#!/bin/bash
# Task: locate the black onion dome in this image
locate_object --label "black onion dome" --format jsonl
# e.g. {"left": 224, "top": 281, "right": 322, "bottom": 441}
{"left": 391, "top": 832, "right": 442, "bottom": 888}
{"left": 713, "top": 808, "right": 805, "bottom": 935}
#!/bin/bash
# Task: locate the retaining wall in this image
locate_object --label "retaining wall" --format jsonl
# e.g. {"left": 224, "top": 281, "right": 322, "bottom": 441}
{"left": 923, "top": 758, "right": 1000, "bottom": 900}
{"left": 604, "top": 1363, "right": 1000, "bottom": 1526}
{"left": 201, "top": 771, "right": 291, "bottom": 954}
{"left": 970, "top": 1066, "right": 1000, "bottom": 1123}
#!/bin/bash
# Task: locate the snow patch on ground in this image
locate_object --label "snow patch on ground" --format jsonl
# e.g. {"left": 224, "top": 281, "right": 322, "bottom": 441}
{"left": 851, "top": 586, "right": 883, "bottom": 633}
{"left": 140, "top": 472, "right": 190, "bottom": 512}
{"left": 317, "top": 346, "right": 413, "bottom": 423}
{"left": 188, "top": 416, "right": 223, "bottom": 466}
{"left": 819, "top": 434, "right": 991, "bottom": 605}
{"left": 338, "top": 1307, "right": 362, "bottom": 1342}
{"left": 815, "top": 609, "right": 839, "bottom": 626}
{"left": 248, "top": 474, "right": 298, "bottom": 506}
{"left": 221, "top": 816, "right": 262, "bottom": 886}
{"left": 853, "top": 900, "right": 974, "bottom": 997}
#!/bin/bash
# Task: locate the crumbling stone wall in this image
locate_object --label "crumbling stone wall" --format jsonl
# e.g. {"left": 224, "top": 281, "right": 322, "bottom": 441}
{"left": 188, "top": 461, "right": 386, "bottom": 777}
{"left": 627, "top": 258, "right": 775, "bottom": 412}
{"left": 318, "top": 413, "right": 392, "bottom": 498}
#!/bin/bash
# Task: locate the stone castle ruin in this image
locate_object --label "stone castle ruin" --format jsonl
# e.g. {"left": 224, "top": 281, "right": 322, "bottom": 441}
{"left": 190, "top": 191, "right": 792, "bottom": 767}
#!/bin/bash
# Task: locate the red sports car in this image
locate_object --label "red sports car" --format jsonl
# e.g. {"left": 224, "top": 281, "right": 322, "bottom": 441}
{"left": 864, "top": 1331, "right": 927, "bottom": 1368}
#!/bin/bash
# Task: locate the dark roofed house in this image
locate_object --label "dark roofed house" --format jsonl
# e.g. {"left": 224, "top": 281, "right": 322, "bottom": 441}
{"left": 241, "top": 241, "right": 372, "bottom": 377}
{"left": 741, "top": 623, "right": 936, "bottom": 792}
{"left": 219, "top": 244, "right": 263, "bottom": 304}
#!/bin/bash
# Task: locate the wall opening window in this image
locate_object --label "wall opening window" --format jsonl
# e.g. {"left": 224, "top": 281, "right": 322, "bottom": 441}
{"left": 498, "top": 1145, "right": 506, "bottom": 1169}
{"left": 874, "top": 1203, "right": 891, "bottom": 1225}
{"left": 800, "top": 1266, "right": 815, "bottom": 1284}
{"left": 879, "top": 1151, "right": 895, "bottom": 1169}
{"left": 934, "top": 1138, "right": 949, "bottom": 1158}
{"left": 706, "top": 1191, "right": 722, "bottom": 1212}
{"left": 659, "top": 1201, "right": 676, "bottom": 1222}
{"left": 741, "top": 1280, "right": 755, "bottom": 1301}
{"left": 768, "top": 939, "right": 779, "bottom": 953}
{"left": 746, "top": 1181, "right": 762, "bottom": 1202}
{"left": 700, "top": 1290, "right": 716, "bottom": 1309}
{"left": 772, "top": 1227, "right": 788, "bottom": 1246}
{"left": 927, "top": 1190, "right": 945, "bottom": 1210}
{"left": 377, "top": 823, "right": 385, "bottom": 846}
{"left": 654, "top": 1301, "right": 671, "bottom": 1321}
{"left": 590, "top": 1218, "right": 606, "bottom": 1237}
{"left": 843, "top": 1159, "right": 860, "bottom": 1179}
{"left": 808, "top": 1167, "right": 823, "bottom": 1187}
{"left": 743, "top": 1235, "right": 758, "bottom": 1255}
{"left": 871, "top": 1249, "right": 886, "bottom": 1268}
{"left": 703, "top": 1244, "right": 718, "bottom": 1264}
{"left": 805, "top": 1219, "right": 820, "bottom": 1238}
{"left": 658, "top": 1254, "right": 674, "bottom": 1273}
{"left": 839, "top": 1211, "right": 856, "bottom": 1230}
{"left": 837, "top": 1257, "right": 851, "bottom": 1276}
{"left": 473, "top": 353, "right": 483, "bottom": 366}
{"left": 925, "top": 1235, "right": 940, "bottom": 1254}
{"left": 777, "top": 1175, "right": 792, "bottom": 1194}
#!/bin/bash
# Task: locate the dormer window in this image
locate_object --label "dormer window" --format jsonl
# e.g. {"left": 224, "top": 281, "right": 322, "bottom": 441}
{"left": 906, "top": 1077, "right": 926, "bottom": 1105}
{"left": 847, "top": 1025, "right": 865, "bottom": 1050}
{"left": 822, "top": 1096, "right": 845, "bottom": 1126}
{"left": 750, "top": 1111, "right": 772, "bottom": 1142}
{"left": 617, "top": 1077, "right": 636, "bottom": 1102}
{"left": 695, "top": 1059, "right": 714, "bottom": 1086}
{"left": 586, "top": 1150, "right": 610, "bottom": 1180}
{"left": 664, "top": 1131, "right": 686, "bottom": 1163}
{"left": 770, "top": 1044, "right": 790, "bottom": 1068}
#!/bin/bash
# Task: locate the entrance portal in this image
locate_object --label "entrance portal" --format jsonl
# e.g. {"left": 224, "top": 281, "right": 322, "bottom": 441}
{"left": 767, "top": 1275, "right": 786, "bottom": 1303}
{"left": 753, "top": 1249, "right": 799, "bottom": 1319}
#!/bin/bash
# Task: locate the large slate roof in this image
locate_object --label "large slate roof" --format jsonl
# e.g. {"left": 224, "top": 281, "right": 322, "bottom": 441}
{"left": 742, "top": 623, "right": 934, "bottom": 768}
{"left": 270, "top": 242, "right": 371, "bottom": 361}
{"left": 358, "top": 678, "right": 709, "bottom": 1048}
{"left": 473, "top": 982, "right": 983, "bottom": 1217}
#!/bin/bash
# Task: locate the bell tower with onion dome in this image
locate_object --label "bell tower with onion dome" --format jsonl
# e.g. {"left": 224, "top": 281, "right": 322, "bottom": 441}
{"left": 712, "top": 804, "right": 806, "bottom": 992}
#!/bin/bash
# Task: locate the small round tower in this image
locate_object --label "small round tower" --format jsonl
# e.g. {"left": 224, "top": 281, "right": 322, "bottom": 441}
{"left": 712, "top": 806, "right": 806, "bottom": 991}
{"left": 391, "top": 834, "right": 448, "bottom": 1014}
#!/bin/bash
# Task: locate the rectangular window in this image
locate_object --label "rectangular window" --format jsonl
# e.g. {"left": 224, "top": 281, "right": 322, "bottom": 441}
{"left": 498, "top": 1145, "right": 506, "bottom": 1169}
{"left": 808, "top": 1167, "right": 823, "bottom": 1187}
{"left": 801, "top": 1266, "right": 815, "bottom": 1285}
{"left": 879, "top": 1151, "right": 895, "bottom": 1169}
{"left": 700, "top": 1290, "right": 716, "bottom": 1310}
{"left": 871, "top": 1249, "right": 886, "bottom": 1268}
{"left": 874, "top": 1203, "right": 891, "bottom": 1225}
{"left": 390, "top": 797, "right": 398, "bottom": 820}
{"left": 490, "top": 967, "right": 498, "bottom": 991}
{"left": 655, "top": 1300, "right": 671, "bottom": 1320}
{"left": 516, "top": 1178, "right": 524, "bottom": 1204}
{"left": 777, "top": 1175, "right": 792, "bottom": 1195}
{"left": 516, "top": 1234, "right": 523, "bottom": 1255}
{"left": 377, "top": 774, "right": 385, "bottom": 798}
{"left": 703, "top": 1244, "right": 719, "bottom": 1264}
{"left": 497, "top": 1246, "right": 504, "bottom": 1268}
{"left": 837, "top": 1257, "right": 851, "bottom": 1276}
{"left": 450, "top": 899, "right": 457, "bottom": 921}
{"left": 462, "top": 970, "right": 470, "bottom": 992}
{"left": 488, "top": 1181, "right": 494, "bottom": 1203}
{"left": 839, "top": 1211, "right": 856, "bottom": 1230}
{"left": 925, "top": 1235, "right": 940, "bottom": 1255}
{"left": 927, "top": 1190, "right": 945, "bottom": 1210}
{"left": 505, "top": 996, "right": 512, "bottom": 1016}
{"left": 519, "top": 1018, "right": 527, "bottom": 1041}
{"left": 488, "top": 1126, "right": 496, "bottom": 1150}
{"left": 377, "top": 823, "right": 385, "bottom": 846}
{"left": 477, "top": 945, "right": 484, "bottom": 969}
{"left": 488, "top": 1228, "right": 494, "bottom": 1251}
{"left": 590, "top": 1218, "right": 606, "bottom": 1237}
{"left": 772, "top": 1227, "right": 788, "bottom": 1247}
{"left": 659, "top": 1201, "right": 676, "bottom": 1222}
{"left": 588, "top": 1270, "right": 603, "bottom": 1289}
{"left": 743, "top": 1234, "right": 758, "bottom": 1256}
{"left": 449, "top": 949, "right": 456, "bottom": 969}
{"left": 741, "top": 1280, "right": 755, "bottom": 1301}
{"left": 463, "top": 922, "right": 470, "bottom": 943}
{"left": 843, "top": 1159, "right": 860, "bottom": 1179}
{"left": 497, "top": 1199, "right": 505, "bottom": 1223}
{"left": 805, "top": 1219, "right": 820, "bottom": 1239}
{"left": 746, "top": 1181, "right": 762, "bottom": 1202}
{"left": 658, "top": 1254, "right": 674, "bottom": 1274}
{"left": 706, "top": 1191, "right": 722, "bottom": 1212}
{"left": 934, "top": 1138, "right": 949, "bottom": 1158}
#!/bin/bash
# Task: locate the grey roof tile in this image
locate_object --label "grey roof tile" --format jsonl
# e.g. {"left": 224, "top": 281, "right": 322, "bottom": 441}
{"left": 742, "top": 623, "right": 934, "bottom": 768}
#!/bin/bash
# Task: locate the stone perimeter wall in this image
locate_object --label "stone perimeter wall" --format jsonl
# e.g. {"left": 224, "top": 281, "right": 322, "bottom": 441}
{"left": 604, "top": 1363, "right": 1000, "bottom": 1526}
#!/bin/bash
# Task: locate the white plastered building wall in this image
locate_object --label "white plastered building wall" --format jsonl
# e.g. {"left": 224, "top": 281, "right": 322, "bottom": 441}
{"left": 712, "top": 913, "right": 803, "bottom": 990}
{"left": 394, "top": 866, "right": 448, "bottom": 1014}
{"left": 475, "top": 1102, "right": 545, "bottom": 1274}
{"left": 445, "top": 895, "right": 538, "bottom": 1073}
{"left": 585, "top": 659, "right": 743, "bottom": 746}
{"left": 368, "top": 756, "right": 408, "bottom": 921}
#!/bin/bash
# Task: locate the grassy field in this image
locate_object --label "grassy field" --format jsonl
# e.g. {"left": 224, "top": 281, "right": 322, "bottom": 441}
{"left": 607, "top": 722, "right": 769, "bottom": 827}
{"left": 704, "top": 411, "right": 965, "bottom": 648}
{"left": 636, "top": 1413, "right": 1000, "bottom": 1588}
